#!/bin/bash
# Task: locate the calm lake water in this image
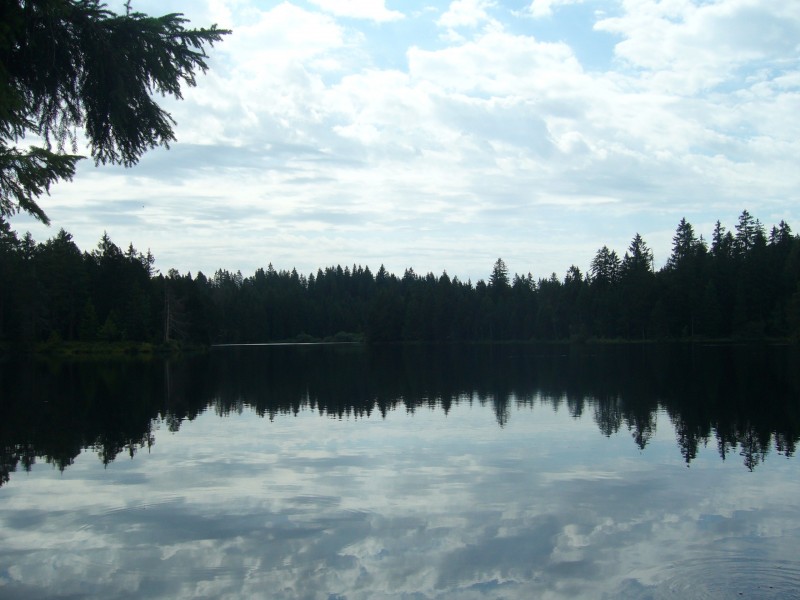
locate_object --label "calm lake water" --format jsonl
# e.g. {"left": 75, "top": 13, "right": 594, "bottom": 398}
{"left": 1, "top": 343, "right": 799, "bottom": 599}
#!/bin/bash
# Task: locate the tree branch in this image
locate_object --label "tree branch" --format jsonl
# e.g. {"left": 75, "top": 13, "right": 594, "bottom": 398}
{"left": 0, "top": 144, "right": 82, "bottom": 225}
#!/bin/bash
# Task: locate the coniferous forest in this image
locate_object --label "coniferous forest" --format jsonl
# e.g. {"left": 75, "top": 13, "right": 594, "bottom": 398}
{"left": 1, "top": 210, "right": 799, "bottom": 346}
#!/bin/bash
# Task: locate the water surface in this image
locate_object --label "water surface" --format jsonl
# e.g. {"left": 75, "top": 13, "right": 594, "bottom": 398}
{"left": 1, "top": 343, "right": 799, "bottom": 599}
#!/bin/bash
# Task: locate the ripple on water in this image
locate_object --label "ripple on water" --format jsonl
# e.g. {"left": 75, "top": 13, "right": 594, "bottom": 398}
{"left": 617, "top": 556, "right": 800, "bottom": 600}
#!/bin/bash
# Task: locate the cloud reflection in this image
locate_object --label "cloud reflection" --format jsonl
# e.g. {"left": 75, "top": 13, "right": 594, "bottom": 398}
{"left": 2, "top": 397, "right": 800, "bottom": 599}
{"left": 1, "top": 344, "right": 799, "bottom": 598}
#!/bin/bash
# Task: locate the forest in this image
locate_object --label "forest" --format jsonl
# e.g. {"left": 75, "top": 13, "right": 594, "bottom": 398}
{"left": 1, "top": 209, "right": 799, "bottom": 346}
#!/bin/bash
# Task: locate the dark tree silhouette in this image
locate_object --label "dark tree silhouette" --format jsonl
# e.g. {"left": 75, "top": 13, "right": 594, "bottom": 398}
{"left": 1, "top": 212, "right": 798, "bottom": 345}
{"left": 0, "top": 0, "right": 229, "bottom": 223}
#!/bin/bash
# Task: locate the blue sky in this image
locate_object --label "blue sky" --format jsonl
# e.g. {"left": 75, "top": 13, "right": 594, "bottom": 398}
{"left": 11, "top": 0, "right": 800, "bottom": 282}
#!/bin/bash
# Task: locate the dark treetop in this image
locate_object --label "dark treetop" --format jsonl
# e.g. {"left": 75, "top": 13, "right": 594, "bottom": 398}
{"left": 1, "top": 211, "right": 798, "bottom": 345}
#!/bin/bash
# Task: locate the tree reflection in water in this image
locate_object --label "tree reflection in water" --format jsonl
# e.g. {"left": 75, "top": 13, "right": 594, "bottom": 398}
{"left": 1, "top": 343, "right": 798, "bottom": 485}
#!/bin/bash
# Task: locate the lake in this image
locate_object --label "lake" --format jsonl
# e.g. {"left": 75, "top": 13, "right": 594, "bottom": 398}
{"left": 1, "top": 343, "right": 799, "bottom": 599}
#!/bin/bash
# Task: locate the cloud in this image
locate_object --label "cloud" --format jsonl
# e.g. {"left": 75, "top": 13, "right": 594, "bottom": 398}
{"left": 437, "top": 0, "right": 496, "bottom": 29}
{"left": 527, "top": 0, "right": 585, "bottom": 19}
{"left": 4, "top": 401, "right": 799, "bottom": 599}
{"left": 595, "top": 0, "right": 800, "bottom": 94}
{"left": 307, "top": 0, "right": 404, "bottom": 22}
{"left": 12, "top": 0, "right": 800, "bottom": 284}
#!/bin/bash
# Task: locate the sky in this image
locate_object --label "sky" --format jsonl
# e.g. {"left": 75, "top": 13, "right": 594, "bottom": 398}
{"left": 10, "top": 0, "right": 800, "bottom": 282}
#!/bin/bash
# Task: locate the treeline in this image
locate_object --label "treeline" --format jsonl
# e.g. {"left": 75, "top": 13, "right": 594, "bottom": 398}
{"left": 1, "top": 210, "right": 799, "bottom": 344}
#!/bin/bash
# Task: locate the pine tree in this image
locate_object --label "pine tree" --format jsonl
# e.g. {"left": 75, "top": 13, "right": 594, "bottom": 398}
{"left": 590, "top": 246, "right": 621, "bottom": 287}
{"left": 621, "top": 233, "right": 654, "bottom": 278}
{"left": 667, "top": 218, "right": 701, "bottom": 269}
{"left": 734, "top": 210, "right": 757, "bottom": 257}
{"left": 489, "top": 258, "right": 510, "bottom": 289}
{"left": 0, "top": 1, "right": 229, "bottom": 223}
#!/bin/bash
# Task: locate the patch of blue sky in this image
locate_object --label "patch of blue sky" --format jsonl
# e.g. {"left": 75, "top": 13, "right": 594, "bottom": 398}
{"left": 506, "top": 2, "right": 621, "bottom": 72}
{"left": 353, "top": 11, "right": 445, "bottom": 72}
{"left": 705, "top": 59, "right": 800, "bottom": 95}
{"left": 324, "top": 1, "right": 622, "bottom": 75}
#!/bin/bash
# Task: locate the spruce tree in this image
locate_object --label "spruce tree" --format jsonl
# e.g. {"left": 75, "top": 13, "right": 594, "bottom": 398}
{"left": 0, "top": 1, "right": 229, "bottom": 223}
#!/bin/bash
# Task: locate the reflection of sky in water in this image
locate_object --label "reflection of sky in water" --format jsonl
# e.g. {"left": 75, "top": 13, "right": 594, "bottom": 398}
{"left": 2, "top": 400, "right": 799, "bottom": 599}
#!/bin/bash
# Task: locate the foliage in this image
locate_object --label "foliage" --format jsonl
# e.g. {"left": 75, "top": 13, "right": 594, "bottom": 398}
{"left": 0, "top": 0, "right": 229, "bottom": 223}
{"left": 1, "top": 210, "right": 799, "bottom": 346}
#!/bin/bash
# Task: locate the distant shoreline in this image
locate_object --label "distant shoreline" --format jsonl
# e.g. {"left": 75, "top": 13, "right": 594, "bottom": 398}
{"left": 3, "top": 336, "right": 795, "bottom": 362}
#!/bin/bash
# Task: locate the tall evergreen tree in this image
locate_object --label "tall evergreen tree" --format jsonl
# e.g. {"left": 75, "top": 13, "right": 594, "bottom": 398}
{"left": 0, "top": 0, "right": 229, "bottom": 223}
{"left": 621, "top": 233, "right": 654, "bottom": 278}
{"left": 489, "top": 258, "right": 510, "bottom": 290}
{"left": 770, "top": 220, "right": 793, "bottom": 247}
{"left": 620, "top": 234, "right": 655, "bottom": 339}
{"left": 734, "top": 210, "right": 758, "bottom": 257}
{"left": 590, "top": 246, "right": 620, "bottom": 287}
{"left": 37, "top": 228, "right": 86, "bottom": 339}
{"left": 667, "top": 218, "right": 702, "bottom": 269}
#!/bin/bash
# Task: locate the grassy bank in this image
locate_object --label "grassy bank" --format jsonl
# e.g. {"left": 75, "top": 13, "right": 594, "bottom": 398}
{"left": 0, "top": 339, "right": 208, "bottom": 359}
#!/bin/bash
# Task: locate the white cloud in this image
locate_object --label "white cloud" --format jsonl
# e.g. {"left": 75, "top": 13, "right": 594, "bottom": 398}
{"left": 527, "top": 0, "right": 584, "bottom": 19}
{"left": 595, "top": 0, "right": 800, "bottom": 94}
{"left": 307, "top": 0, "right": 404, "bottom": 22}
{"left": 224, "top": 2, "right": 347, "bottom": 68}
{"left": 437, "top": 0, "right": 496, "bottom": 28}
{"left": 409, "top": 29, "right": 585, "bottom": 95}
{"left": 4, "top": 398, "right": 799, "bottom": 599}
{"left": 13, "top": 0, "right": 800, "bottom": 282}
